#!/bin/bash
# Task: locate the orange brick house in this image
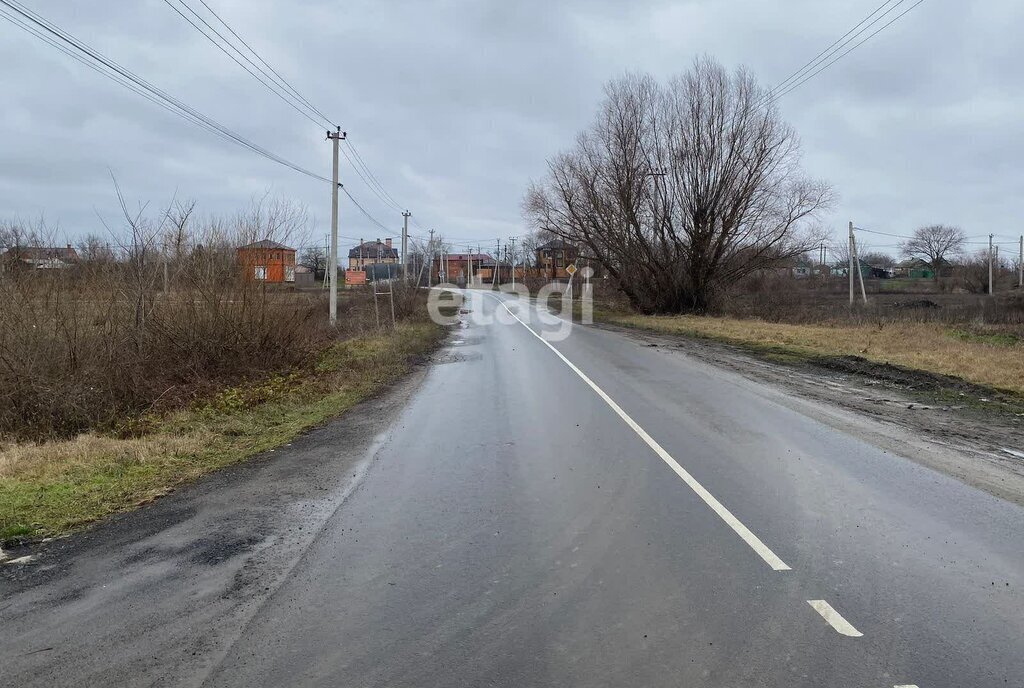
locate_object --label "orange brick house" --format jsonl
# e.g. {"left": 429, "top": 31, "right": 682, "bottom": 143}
{"left": 536, "top": 239, "right": 578, "bottom": 279}
{"left": 237, "top": 240, "right": 296, "bottom": 283}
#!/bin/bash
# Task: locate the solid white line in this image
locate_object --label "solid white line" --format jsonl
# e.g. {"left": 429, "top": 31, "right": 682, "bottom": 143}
{"left": 893, "top": 684, "right": 920, "bottom": 687}
{"left": 490, "top": 294, "right": 791, "bottom": 571}
{"left": 807, "top": 600, "right": 863, "bottom": 637}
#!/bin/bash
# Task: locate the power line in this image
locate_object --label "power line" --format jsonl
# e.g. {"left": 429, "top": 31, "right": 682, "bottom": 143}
{"left": 762, "top": 0, "right": 903, "bottom": 105}
{"left": 763, "top": 0, "right": 928, "bottom": 105}
{"left": 161, "top": 0, "right": 330, "bottom": 129}
{"left": 192, "top": 0, "right": 335, "bottom": 127}
{"left": 340, "top": 186, "right": 392, "bottom": 234}
{"left": 345, "top": 139, "right": 405, "bottom": 211}
{"left": 0, "top": 0, "right": 331, "bottom": 184}
{"left": 338, "top": 145, "right": 404, "bottom": 213}
{"left": 164, "top": 2, "right": 414, "bottom": 223}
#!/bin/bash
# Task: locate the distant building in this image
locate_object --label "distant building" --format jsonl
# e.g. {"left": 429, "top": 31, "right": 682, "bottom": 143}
{"left": 893, "top": 258, "right": 952, "bottom": 279}
{"left": 536, "top": 239, "right": 578, "bottom": 279}
{"left": 2, "top": 245, "right": 79, "bottom": 269}
{"left": 833, "top": 258, "right": 890, "bottom": 279}
{"left": 237, "top": 240, "right": 296, "bottom": 283}
{"left": 348, "top": 238, "right": 398, "bottom": 270}
{"left": 432, "top": 252, "right": 492, "bottom": 284}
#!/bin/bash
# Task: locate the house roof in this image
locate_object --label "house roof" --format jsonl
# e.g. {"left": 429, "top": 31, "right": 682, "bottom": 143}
{"left": 348, "top": 240, "right": 398, "bottom": 259}
{"left": 238, "top": 239, "right": 294, "bottom": 251}
{"left": 4, "top": 245, "right": 79, "bottom": 261}
{"left": 537, "top": 239, "right": 576, "bottom": 251}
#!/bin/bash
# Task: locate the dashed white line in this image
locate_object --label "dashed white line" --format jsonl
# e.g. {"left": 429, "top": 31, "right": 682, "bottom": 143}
{"left": 893, "top": 684, "right": 920, "bottom": 687}
{"left": 490, "top": 294, "right": 791, "bottom": 571}
{"left": 807, "top": 600, "right": 863, "bottom": 637}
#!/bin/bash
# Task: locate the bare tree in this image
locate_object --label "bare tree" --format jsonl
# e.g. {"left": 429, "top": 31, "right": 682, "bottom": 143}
{"left": 860, "top": 251, "right": 894, "bottom": 268}
{"left": 900, "top": 224, "right": 966, "bottom": 281}
{"left": 525, "top": 58, "right": 831, "bottom": 313}
{"left": 300, "top": 246, "right": 328, "bottom": 277}
{"left": 76, "top": 233, "right": 116, "bottom": 263}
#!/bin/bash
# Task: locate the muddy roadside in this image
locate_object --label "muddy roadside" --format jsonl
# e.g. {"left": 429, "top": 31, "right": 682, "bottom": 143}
{"left": 595, "top": 322, "right": 1024, "bottom": 507}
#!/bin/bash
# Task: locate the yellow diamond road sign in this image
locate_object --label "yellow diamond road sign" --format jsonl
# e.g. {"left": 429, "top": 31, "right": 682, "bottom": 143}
{"left": 565, "top": 263, "right": 577, "bottom": 276}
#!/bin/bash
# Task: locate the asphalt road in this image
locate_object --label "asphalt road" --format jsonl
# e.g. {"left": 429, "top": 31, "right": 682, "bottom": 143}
{"left": 3, "top": 289, "right": 1023, "bottom": 687}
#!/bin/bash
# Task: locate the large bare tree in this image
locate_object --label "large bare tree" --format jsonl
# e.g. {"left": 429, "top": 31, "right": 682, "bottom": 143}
{"left": 525, "top": 58, "right": 831, "bottom": 313}
{"left": 900, "top": 224, "right": 966, "bottom": 281}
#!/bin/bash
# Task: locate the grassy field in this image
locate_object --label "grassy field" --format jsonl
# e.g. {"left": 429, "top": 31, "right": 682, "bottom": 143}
{"left": 600, "top": 311, "right": 1024, "bottom": 396}
{"left": 0, "top": 321, "right": 444, "bottom": 542}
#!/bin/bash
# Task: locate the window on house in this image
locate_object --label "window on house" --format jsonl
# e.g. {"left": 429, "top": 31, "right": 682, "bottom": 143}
{"left": 254, "top": 265, "right": 267, "bottom": 280}
{"left": 285, "top": 265, "right": 295, "bottom": 282}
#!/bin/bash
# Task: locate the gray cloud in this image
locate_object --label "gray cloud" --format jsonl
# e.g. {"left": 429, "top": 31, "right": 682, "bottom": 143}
{"left": 1, "top": 0, "right": 1022, "bottom": 254}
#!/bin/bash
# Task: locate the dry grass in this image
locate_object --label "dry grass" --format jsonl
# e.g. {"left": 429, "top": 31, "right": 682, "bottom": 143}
{"left": 0, "top": 320, "right": 444, "bottom": 541}
{"left": 603, "top": 312, "right": 1024, "bottom": 395}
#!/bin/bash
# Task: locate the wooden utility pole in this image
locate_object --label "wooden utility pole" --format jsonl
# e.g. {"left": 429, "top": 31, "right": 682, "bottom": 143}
{"left": 327, "top": 127, "right": 346, "bottom": 325}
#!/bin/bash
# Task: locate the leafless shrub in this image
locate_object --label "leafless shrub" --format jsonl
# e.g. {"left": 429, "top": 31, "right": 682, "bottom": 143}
{"left": 0, "top": 192, "right": 392, "bottom": 442}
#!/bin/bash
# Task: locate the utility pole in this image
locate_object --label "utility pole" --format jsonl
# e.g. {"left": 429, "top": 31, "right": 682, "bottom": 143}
{"left": 401, "top": 210, "right": 411, "bottom": 282}
{"left": 427, "top": 228, "right": 435, "bottom": 288}
{"left": 988, "top": 233, "right": 994, "bottom": 296}
{"left": 852, "top": 229, "right": 867, "bottom": 304}
{"left": 509, "top": 236, "right": 517, "bottom": 288}
{"left": 327, "top": 127, "right": 346, "bottom": 325}
{"left": 1018, "top": 235, "right": 1023, "bottom": 289}
{"left": 322, "top": 234, "right": 329, "bottom": 289}
{"left": 493, "top": 239, "right": 500, "bottom": 287}
{"left": 848, "top": 221, "right": 855, "bottom": 306}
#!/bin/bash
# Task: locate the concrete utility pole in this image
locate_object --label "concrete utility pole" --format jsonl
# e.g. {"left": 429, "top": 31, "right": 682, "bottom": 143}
{"left": 509, "top": 236, "right": 517, "bottom": 289}
{"left": 848, "top": 221, "right": 855, "bottom": 306}
{"left": 988, "top": 233, "right": 994, "bottom": 296}
{"left": 427, "top": 228, "right": 435, "bottom": 288}
{"left": 852, "top": 230, "right": 867, "bottom": 304}
{"left": 493, "top": 239, "right": 500, "bottom": 287}
{"left": 327, "top": 127, "right": 346, "bottom": 325}
{"left": 401, "top": 210, "right": 411, "bottom": 281}
{"left": 1019, "top": 235, "right": 1023, "bottom": 288}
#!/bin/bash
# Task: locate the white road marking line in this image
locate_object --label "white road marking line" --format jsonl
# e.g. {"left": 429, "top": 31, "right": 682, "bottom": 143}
{"left": 490, "top": 294, "right": 791, "bottom": 571}
{"left": 807, "top": 600, "right": 863, "bottom": 637}
{"left": 1001, "top": 447, "right": 1024, "bottom": 460}
{"left": 893, "top": 684, "right": 920, "bottom": 687}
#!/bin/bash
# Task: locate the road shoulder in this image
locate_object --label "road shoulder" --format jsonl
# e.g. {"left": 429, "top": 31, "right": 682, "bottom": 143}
{"left": 593, "top": 322, "right": 1024, "bottom": 508}
{"left": 0, "top": 351, "right": 438, "bottom": 687}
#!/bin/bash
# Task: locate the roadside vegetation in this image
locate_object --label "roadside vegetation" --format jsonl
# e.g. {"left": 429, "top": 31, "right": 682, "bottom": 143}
{"left": 583, "top": 277, "right": 1024, "bottom": 398}
{"left": 0, "top": 198, "right": 444, "bottom": 542}
{"left": 523, "top": 58, "right": 1023, "bottom": 401}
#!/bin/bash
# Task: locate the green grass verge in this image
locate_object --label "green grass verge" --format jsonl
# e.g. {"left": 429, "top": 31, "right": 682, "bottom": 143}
{"left": 0, "top": 321, "right": 444, "bottom": 543}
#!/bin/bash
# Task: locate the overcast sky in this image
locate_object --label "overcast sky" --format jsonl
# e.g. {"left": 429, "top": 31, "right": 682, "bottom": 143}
{"left": 1, "top": 0, "right": 1022, "bottom": 256}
